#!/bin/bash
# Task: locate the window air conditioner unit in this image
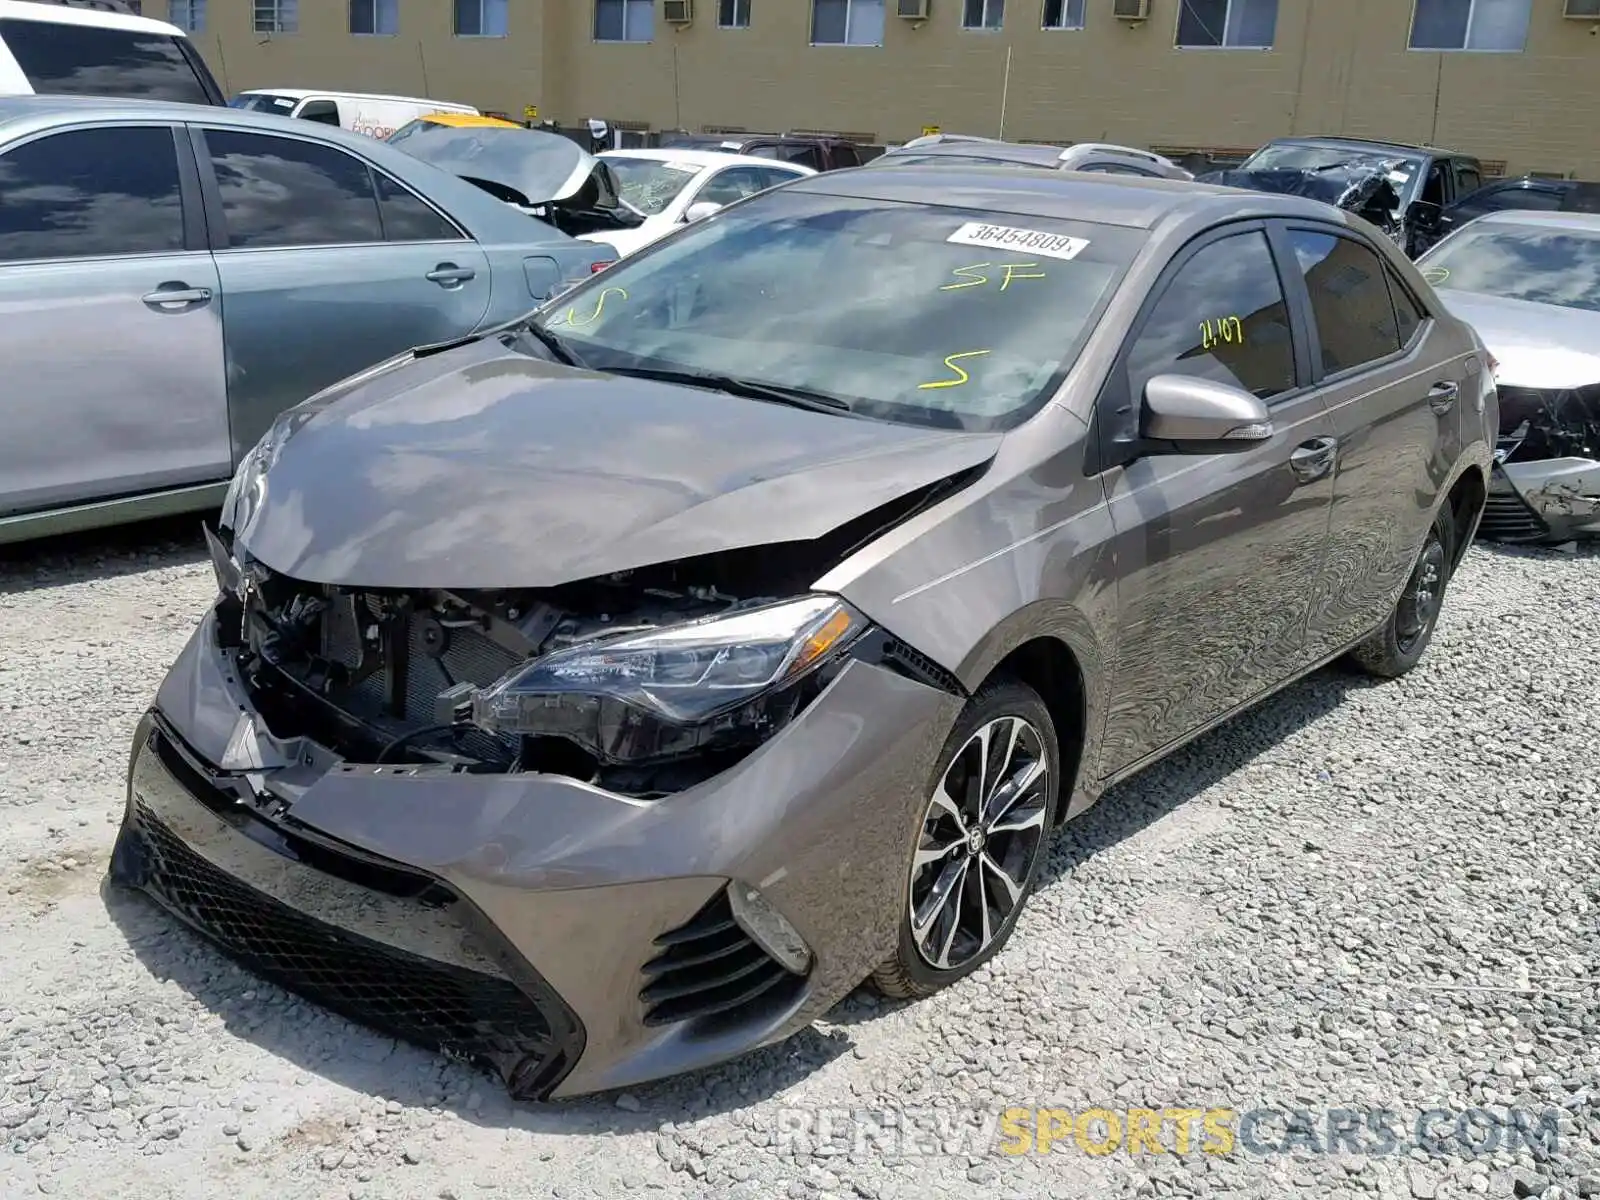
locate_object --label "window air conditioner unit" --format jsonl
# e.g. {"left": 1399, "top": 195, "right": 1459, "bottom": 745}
{"left": 663, "top": 0, "right": 694, "bottom": 23}
{"left": 897, "top": 0, "right": 931, "bottom": 19}
{"left": 1562, "top": 0, "right": 1600, "bottom": 18}
{"left": 1112, "top": 0, "right": 1150, "bottom": 20}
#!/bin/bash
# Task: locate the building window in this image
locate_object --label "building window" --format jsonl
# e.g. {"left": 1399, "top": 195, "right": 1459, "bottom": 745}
{"left": 1041, "top": 0, "right": 1084, "bottom": 28}
{"left": 454, "top": 0, "right": 508, "bottom": 36}
{"left": 350, "top": 0, "right": 398, "bottom": 34}
{"left": 253, "top": 0, "right": 297, "bottom": 33}
{"left": 719, "top": 0, "right": 751, "bottom": 27}
{"left": 1175, "top": 0, "right": 1277, "bottom": 48}
{"left": 595, "top": 0, "right": 654, "bottom": 41}
{"left": 167, "top": 0, "right": 205, "bottom": 31}
{"left": 1408, "top": 0, "right": 1530, "bottom": 51}
{"left": 811, "top": 0, "right": 884, "bottom": 45}
{"left": 963, "top": 0, "right": 1003, "bottom": 28}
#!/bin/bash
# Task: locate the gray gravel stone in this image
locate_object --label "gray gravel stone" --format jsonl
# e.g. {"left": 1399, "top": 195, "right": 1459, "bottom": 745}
{"left": 2, "top": 527, "right": 1599, "bottom": 1199}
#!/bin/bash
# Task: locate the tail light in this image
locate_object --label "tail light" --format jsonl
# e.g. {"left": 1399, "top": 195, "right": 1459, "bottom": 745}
{"left": 590, "top": 261, "right": 612, "bottom": 273}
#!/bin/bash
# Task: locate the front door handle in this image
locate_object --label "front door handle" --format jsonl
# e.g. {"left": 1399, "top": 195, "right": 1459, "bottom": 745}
{"left": 141, "top": 284, "right": 212, "bottom": 308}
{"left": 1288, "top": 436, "right": 1339, "bottom": 485}
{"left": 425, "top": 263, "right": 477, "bottom": 287}
{"left": 1427, "top": 380, "right": 1459, "bottom": 415}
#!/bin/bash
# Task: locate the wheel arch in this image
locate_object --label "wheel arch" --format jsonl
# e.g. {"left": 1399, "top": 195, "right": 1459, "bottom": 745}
{"left": 956, "top": 603, "right": 1108, "bottom": 825}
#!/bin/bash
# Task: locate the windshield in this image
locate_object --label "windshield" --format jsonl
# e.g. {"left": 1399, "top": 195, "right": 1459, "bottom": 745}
{"left": 1244, "top": 143, "right": 1419, "bottom": 191}
{"left": 229, "top": 93, "right": 300, "bottom": 113}
{"left": 385, "top": 118, "right": 431, "bottom": 144}
{"left": 1420, "top": 223, "right": 1600, "bottom": 313}
{"left": 604, "top": 157, "right": 702, "bottom": 216}
{"left": 528, "top": 191, "right": 1140, "bottom": 431}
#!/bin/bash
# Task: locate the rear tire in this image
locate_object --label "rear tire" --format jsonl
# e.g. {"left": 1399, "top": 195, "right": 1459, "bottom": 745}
{"left": 1346, "top": 511, "right": 1455, "bottom": 679}
{"left": 869, "top": 679, "right": 1061, "bottom": 1001}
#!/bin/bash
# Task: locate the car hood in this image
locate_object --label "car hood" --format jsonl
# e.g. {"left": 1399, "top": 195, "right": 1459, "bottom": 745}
{"left": 1434, "top": 289, "right": 1600, "bottom": 390}
{"left": 232, "top": 336, "right": 1003, "bottom": 590}
{"left": 394, "top": 124, "right": 602, "bottom": 205}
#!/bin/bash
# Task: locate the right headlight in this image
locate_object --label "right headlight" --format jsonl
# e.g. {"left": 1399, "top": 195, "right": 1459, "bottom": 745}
{"left": 471, "top": 595, "right": 869, "bottom": 764}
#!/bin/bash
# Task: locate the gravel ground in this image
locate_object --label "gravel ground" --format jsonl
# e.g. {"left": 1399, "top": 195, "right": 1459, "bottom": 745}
{"left": 2, "top": 520, "right": 1597, "bottom": 1200}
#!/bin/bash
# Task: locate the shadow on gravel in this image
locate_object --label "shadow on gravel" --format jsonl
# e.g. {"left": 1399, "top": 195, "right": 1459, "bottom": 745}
{"left": 101, "top": 873, "right": 851, "bottom": 1135}
{"left": 1474, "top": 537, "right": 1599, "bottom": 563}
{"left": 0, "top": 514, "right": 210, "bottom": 594}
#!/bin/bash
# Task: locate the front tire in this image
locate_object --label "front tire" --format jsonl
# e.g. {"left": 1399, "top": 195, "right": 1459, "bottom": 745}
{"left": 1346, "top": 511, "right": 1455, "bottom": 679}
{"left": 869, "top": 679, "right": 1061, "bottom": 1001}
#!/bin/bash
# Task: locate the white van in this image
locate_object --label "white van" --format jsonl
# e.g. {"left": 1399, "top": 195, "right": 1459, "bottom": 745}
{"left": 229, "top": 89, "right": 478, "bottom": 139}
{"left": 0, "top": 0, "right": 225, "bottom": 104}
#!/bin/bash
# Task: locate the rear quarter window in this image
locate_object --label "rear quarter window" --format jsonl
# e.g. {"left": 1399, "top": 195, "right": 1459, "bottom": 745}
{"left": 0, "top": 18, "right": 214, "bottom": 104}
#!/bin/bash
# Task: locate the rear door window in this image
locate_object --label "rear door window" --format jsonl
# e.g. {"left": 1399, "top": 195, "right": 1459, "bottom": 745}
{"left": 1286, "top": 229, "right": 1403, "bottom": 376}
{"left": 0, "top": 18, "right": 213, "bottom": 104}
{"left": 372, "top": 171, "right": 464, "bottom": 242}
{"left": 0, "top": 125, "right": 185, "bottom": 262}
{"left": 202, "top": 129, "right": 384, "bottom": 249}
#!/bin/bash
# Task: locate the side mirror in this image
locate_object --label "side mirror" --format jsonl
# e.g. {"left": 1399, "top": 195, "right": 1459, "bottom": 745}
{"left": 1406, "top": 200, "right": 1442, "bottom": 230}
{"left": 683, "top": 200, "right": 723, "bottom": 223}
{"left": 1141, "top": 374, "right": 1274, "bottom": 455}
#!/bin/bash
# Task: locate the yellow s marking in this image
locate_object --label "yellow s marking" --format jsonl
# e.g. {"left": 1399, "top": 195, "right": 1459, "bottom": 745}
{"left": 940, "top": 263, "right": 991, "bottom": 290}
{"left": 561, "top": 286, "right": 628, "bottom": 327}
{"left": 918, "top": 350, "right": 991, "bottom": 390}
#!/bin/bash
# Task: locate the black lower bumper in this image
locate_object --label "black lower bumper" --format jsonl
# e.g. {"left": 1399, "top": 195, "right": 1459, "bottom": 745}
{"left": 111, "top": 718, "right": 585, "bottom": 1100}
{"left": 1476, "top": 467, "right": 1551, "bottom": 543}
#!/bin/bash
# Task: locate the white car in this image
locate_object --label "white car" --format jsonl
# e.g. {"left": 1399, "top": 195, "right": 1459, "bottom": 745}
{"left": 582, "top": 148, "right": 815, "bottom": 256}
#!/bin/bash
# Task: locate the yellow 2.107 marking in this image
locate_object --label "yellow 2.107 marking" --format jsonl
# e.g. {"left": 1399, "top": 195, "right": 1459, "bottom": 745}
{"left": 557, "top": 286, "right": 628, "bottom": 327}
{"left": 918, "top": 350, "right": 991, "bottom": 390}
{"left": 1199, "top": 316, "right": 1243, "bottom": 350}
{"left": 940, "top": 262, "right": 1047, "bottom": 292}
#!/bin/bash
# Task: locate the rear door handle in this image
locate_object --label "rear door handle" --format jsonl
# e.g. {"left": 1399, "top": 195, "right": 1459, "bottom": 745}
{"left": 1427, "top": 380, "right": 1459, "bottom": 414}
{"left": 1288, "top": 436, "right": 1339, "bottom": 485}
{"left": 141, "top": 284, "right": 212, "bottom": 307}
{"left": 425, "top": 263, "right": 477, "bottom": 287}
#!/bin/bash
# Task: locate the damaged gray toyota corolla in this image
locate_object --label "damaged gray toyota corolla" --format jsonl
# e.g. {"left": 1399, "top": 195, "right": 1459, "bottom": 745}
{"left": 109, "top": 167, "right": 1495, "bottom": 1101}
{"left": 1416, "top": 210, "right": 1600, "bottom": 543}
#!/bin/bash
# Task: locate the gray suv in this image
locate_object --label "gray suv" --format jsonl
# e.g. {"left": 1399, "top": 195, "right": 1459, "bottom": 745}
{"left": 0, "top": 96, "right": 614, "bottom": 544}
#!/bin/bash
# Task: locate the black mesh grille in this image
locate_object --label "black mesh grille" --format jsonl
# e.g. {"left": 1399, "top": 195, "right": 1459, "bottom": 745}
{"left": 640, "top": 889, "right": 806, "bottom": 1028}
{"left": 127, "top": 800, "right": 580, "bottom": 1098}
{"left": 1477, "top": 485, "right": 1549, "bottom": 543}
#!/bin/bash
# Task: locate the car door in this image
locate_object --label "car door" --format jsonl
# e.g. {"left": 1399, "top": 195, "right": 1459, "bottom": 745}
{"left": 190, "top": 124, "right": 492, "bottom": 460}
{"left": 1277, "top": 222, "right": 1460, "bottom": 660}
{"left": 0, "top": 122, "right": 230, "bottom": 518}
{"left": 1092, "top": 223, "right": 1337, "bottom": 777}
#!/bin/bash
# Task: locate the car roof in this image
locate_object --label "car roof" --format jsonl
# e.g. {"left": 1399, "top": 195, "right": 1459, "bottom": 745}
{"left": 0, "top": 0, "right": 184, "bottom": 35}
{"left": 599, "top": 146, "right": 811, "bottom": 171}
{"left": 789, "top": 164, "right": 1342, "bottom": 231}
{"left": 1266, "top": 134, "right": 1469, "bottom": 160}
{"left": 0, "top": 93, "right": 451, "bottom": 151}
{"left": 237, "top": 88, "right": 472, "bottom": 107}
{"left": 1466, "top": 210, "right": 1600, "bottom": 233}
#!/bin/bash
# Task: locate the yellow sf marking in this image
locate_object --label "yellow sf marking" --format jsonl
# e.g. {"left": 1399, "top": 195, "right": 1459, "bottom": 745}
{"left": 939, "top": 262, "right": 1047, "bottom": 291}
{"left": 918, "top": 350, "right": 991, "bottom": 390}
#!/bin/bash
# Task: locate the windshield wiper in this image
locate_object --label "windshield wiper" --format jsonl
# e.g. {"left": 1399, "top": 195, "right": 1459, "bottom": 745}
{"left": 601, "top": 366, "right": 855, "bottom": 415}
{"left": 515, "top": 322, "right": 587, "bottom": 368}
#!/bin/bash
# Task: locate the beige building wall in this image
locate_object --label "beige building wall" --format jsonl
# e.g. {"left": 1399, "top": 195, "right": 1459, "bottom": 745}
{"left": 193, "top": 0, "right": 1600, "bottom": 177}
